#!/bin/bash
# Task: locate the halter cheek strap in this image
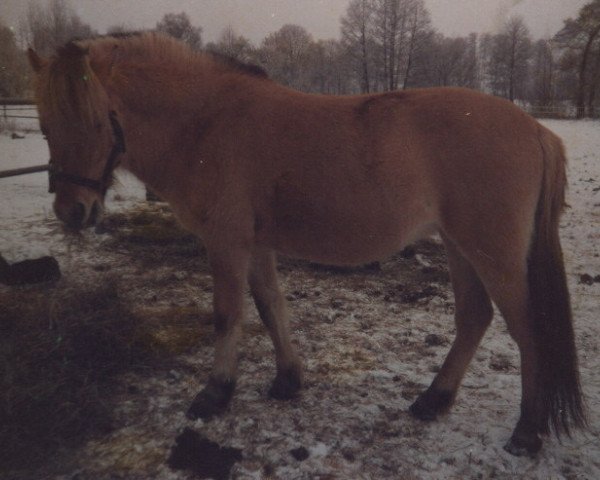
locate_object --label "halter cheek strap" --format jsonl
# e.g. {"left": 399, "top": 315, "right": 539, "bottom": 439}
{"left": 48, "top": 111, "right": 127, "bottom": 196}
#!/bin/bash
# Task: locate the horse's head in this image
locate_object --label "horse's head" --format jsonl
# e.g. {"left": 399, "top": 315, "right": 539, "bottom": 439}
{"left": 28, "top": 41, "right": 125, "bottom": 231}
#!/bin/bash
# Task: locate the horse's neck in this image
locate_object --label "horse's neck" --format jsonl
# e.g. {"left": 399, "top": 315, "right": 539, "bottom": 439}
{"left": 110, "top": 59, "right": 213, "bottom": 112}
{"left": 101, "top": 58, "right": 218, "bottom": 198}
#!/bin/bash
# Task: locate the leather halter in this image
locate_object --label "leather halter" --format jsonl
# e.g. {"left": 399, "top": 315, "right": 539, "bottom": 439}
{"left": 48, "top": 111, "right": 126, "bottom": 196}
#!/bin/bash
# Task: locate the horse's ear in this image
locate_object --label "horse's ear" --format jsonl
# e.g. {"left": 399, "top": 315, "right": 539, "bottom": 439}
{"left": 27, "top": 48, "right": 47, "bottom": 73}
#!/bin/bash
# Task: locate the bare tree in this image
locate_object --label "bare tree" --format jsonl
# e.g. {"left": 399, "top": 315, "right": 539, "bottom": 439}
{"left": 589, "top": 39, "right": 600, "bottom": 115}
{"left": 423, "top": 33, "right": 479, "bottom": 89}
{"left": 372, "top": 0, "right": 408, "bottom": 91}
{"left": 530, "top": 39, "right": 557, "bottom": 107}
{"left": 341, "top": 0, "right": 434, "bottom": 93}
{"left": 464, "top": 33, "right": 481, "bottom": 89}
{"left": 484, "top": 16, "right": 532, "bottom": 102}
{"left": 555, "top": 0, "right": 600, "bottom": 117}
{"left": 368, "top": 0, "right": 433, "bottom": 91}
{"left": 258, "top": 24, "right": 313, "bottom": 90}
{"left": 0, "top": 23, "right": 29, "bottom": 97}
{"left": 19, "top": 0, "right": 95, "bottom": 56}
{"left": 341, "top": 0, "right": 376, "bottom": 93}
{"left": 401, "top": 0, "right": 433, "bottom": 89}
{"left": 156, "top": 12, "right": 202, "bottom": 50}
{"left": 306, "top": 39, "right": 354, "bottom": 94}
{"left": 205, "top": 26, "right": 255, "bottom": 63}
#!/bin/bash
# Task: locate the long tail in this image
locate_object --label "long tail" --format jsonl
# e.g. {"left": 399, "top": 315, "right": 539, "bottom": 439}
{"left": 528, "top": 125, "right": 586, "bottom": 436}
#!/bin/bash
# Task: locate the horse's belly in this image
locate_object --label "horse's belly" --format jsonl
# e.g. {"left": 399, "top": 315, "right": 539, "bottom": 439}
{"left": 266, "top": 206, "right": 436, "bottom": 266}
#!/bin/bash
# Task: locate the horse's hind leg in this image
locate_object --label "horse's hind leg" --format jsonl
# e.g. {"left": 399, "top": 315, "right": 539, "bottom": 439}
{"left": 480, "top": 265, "right": 542, "bottom": 455}
{"left": 249, "top": 248, "right": 302, "bottom": 399}
{"left": 187, "top": 247, "right": 251, "bottom": 420}
{"left": 410, "top": 238, "right": 493, "bottom": 420}
{"left": 443, "top": 237, "right": 543, "bottom": 455}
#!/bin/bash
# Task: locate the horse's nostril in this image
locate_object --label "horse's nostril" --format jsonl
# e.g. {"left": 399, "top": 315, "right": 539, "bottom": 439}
{"left": 67, "top": 202, "right": 86, "bottom": 230}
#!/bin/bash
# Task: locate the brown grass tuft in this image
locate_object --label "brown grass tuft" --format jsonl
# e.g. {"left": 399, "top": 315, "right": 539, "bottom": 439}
{"left": 133, "top": 306, "right": 213, "bottom": 354}
{"left": 0, "top": 279, "right": 173, "bottom": 473}
{"left": 98, "top": 204, "right": 203, "bottom": 263}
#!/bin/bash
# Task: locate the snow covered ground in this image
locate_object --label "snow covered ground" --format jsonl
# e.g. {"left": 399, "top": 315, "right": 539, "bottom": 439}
{"left": 0, "top": 131, "right": 146, "bottom": 262}
{"left": 1, "top": 119, "right": 599, "bottom": 479}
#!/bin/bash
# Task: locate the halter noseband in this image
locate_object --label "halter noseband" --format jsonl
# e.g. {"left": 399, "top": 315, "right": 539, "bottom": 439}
{"left": 48, "top": 111, "right": 126, "bottom": 196}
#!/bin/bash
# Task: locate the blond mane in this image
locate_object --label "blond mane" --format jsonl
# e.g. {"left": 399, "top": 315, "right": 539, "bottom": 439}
{"left": 36, "top": 32, "right": 267, "bottom": 128}
{"left": 86, "top": 32, "right": 205, "bottom": 72}
{"left": 37, "top": 41, "right": 106, "bottom": 130}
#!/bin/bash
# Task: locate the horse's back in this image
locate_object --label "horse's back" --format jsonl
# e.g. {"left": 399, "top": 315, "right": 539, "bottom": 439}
{"left": 249, "top": 87, "right": 545, "bottom": 266}
{"left": 250, "top": 90, "right": 436, "bottom": 264}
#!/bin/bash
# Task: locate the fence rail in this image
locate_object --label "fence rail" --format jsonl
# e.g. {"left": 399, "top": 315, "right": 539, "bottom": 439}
{"left": 0, "top": 98, "right": 35, "bottom": 105}
{"left": 525, "top": 105, "right": 597, "bottom": 119}
{"left": 1, "top": 98, "right": 597, "bottom": 125}
{"left": 1, "top": 98, "right": 37, "bottom": 122}
{"left": 0, "top": 164, "right": 50, "bottom": 179}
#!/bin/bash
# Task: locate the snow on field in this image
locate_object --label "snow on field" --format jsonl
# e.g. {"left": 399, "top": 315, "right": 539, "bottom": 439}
{"left": 0, "top": 131, "right": 145, "bottom": 262}
{"left": 1, "top": 120, "right": 599, "bottom": 479}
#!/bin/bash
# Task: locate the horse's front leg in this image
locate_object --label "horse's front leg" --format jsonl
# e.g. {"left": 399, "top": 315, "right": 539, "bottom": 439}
{"left": 187, "top": 247, "right": 251, "bottom": 420}
{"left": 249, "top": 248, "right": 302, "bottom": 399}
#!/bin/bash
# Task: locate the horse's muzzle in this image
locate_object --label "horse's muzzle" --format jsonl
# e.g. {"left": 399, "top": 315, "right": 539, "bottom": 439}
{"left": 56, "top": 200, "right": 102, "bottom": 231}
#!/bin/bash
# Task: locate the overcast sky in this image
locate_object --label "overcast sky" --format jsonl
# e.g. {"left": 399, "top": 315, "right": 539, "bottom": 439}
{"left": 0, "top": 0, "right": 589, "bottom": 44}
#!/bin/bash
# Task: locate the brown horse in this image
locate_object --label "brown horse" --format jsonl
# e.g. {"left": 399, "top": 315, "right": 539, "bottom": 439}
{"left": 28, "top": 32, "right": 585, "bottom": 456}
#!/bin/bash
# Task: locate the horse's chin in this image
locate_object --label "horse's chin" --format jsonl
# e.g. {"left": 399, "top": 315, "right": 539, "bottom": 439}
{"left": 60, "top": 215, "right": 99, "bottom": 234}
{"left": 56, "top": 199, "right": 103, "bottom": 232}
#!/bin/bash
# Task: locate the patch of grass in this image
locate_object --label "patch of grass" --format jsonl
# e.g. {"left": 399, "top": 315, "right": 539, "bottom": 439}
{"left": 0, "top": 279, "right": 196, "bottom": 474}
{"left": 133, "top": 306, "right": 213, "bottom": 354}
{"left": 124, "top": 223, "right": 196, "bottom": 246}
{"left": 315, "top": 347, "right": 377, "bottom": 376}
{"left": 100, "top": 204, "right": 203, "bottom": 262}
{"left": 102, "top": 204, "right": 195, "bottom": 244}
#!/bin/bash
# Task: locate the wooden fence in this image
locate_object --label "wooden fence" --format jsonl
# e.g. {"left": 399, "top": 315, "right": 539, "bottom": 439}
{"left": 2, "top": 98, "right": 597, "bottom": 126}
{"left": 525, "top": 105, "right": 596, "bottom": 119}
{"left": 0, "top": 98, "right": 37, "bottom": 122}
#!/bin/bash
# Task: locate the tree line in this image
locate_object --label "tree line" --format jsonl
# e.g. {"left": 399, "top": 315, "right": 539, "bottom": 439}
{"left": 1, "top": 0, "right": 599, "bottom": 118}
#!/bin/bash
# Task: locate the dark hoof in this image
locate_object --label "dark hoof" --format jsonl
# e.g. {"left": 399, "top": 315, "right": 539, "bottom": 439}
{"left": 503, "top": 433, "right": 542, "bottom": 457}
{"left": 409, "top": 388, "right": 453, "bottom": 421}
{"left": 269, "top": 367, "right": 302, "bottom": 400}
{"left": 186, "top": 377, "right": 235, "bottom": 420}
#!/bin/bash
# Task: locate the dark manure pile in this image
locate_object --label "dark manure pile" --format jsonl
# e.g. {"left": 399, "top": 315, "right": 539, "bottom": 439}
{"left": 0, "top": 280, "right": 164, "bottom": 475}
